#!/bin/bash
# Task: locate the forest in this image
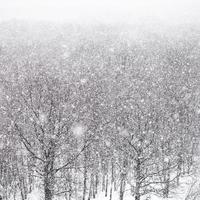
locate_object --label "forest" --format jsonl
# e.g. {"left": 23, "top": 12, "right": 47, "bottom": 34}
{"left": 0, "top": 22, "right": 200, "bottom": 200}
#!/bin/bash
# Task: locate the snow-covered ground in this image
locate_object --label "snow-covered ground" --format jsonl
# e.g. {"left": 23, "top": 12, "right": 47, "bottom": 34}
{"left": 25, "top": 173, "right": 200, "bottom": 200}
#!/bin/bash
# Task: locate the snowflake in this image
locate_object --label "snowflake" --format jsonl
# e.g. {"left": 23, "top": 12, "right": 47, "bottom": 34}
{"left": 80, "top": 78, "right": 87, "bottom": 84}
{"left": 196, "top": 109, "right": 200, "bottom": 115}
{"left": 72, "top": 123, "right": 87, "bottom": 137}
{"left": 62, "top": 52, "right": 70, "bottom": 59}
{"left": 119, "top": 128, "right": 129, "bottom": 137}
{"left": 38, "top": 112, "right": 47, "bottom": 125}
{"left": 109, "top": 47, "right": 115, "bottom": 52}
{"left": 105, "top": 140, "right": 111, "bottom": 147}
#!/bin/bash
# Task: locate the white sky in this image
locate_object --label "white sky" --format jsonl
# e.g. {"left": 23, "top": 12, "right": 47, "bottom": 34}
{"left": 0, "top": 0, "right": 199, "bottom": 24}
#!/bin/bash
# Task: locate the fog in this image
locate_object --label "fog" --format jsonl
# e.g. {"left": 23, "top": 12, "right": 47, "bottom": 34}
{"left": 0, "top": 0, "right": 200, "bottom": 25}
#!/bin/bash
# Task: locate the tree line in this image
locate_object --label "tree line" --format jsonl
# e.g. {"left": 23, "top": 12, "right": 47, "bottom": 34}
{"left": 0, "top": 23, "right": 200, "bottom": 200}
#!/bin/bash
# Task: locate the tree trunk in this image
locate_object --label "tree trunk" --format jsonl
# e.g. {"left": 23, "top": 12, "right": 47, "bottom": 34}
{"left": 44, "top": 184, "right": 53, "bottom": 200}
{"left": 109, "top": 184, "right": 113, "bottom": 200}
{"left": 176, "top": 153, "right": 182, "bottom": 186}
{"left": 163, "top": 161, "right": 170, "bottom": 198}
{"left": 83, "top": 150, "right": 87, "bottom": 200}
{"left": 102, "top": 173, "right": 105, "bottom": 192}
{"left": 135, "top": 157, "right": 141, "bottom": 200}
{"left": 114, "top": 180, "right": 117, "bottom": 191}
{"left": 44, "top": 168, "right": 54, "bottom": 200}
{"left": 119, "top": 175, "right": 126, "bottom": 200}
{"left": 119, "top": 166, "right": 126, "bottom": 200}
{"left": 44, "top": 141, "right": 55, "bottom": 200}
{"left": 88, "top": 174, "right": 93, "bottom": 200}
{"left": 68, "top": 171, "right": 72, "bottom": 200}
{"left": 105, "top": 174, "right": 109, "bottom": 197}
{"left": 92, "top": 174, "right": 96, "bottom": 198}
{"left": 19, "top": 177, "right": 27, "bottom": 200}
{"left": 95, "top": 174, "right": 98, "bottom": 195}
{"left": 110, "top": 161, "right": 114, "bottom": 200}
